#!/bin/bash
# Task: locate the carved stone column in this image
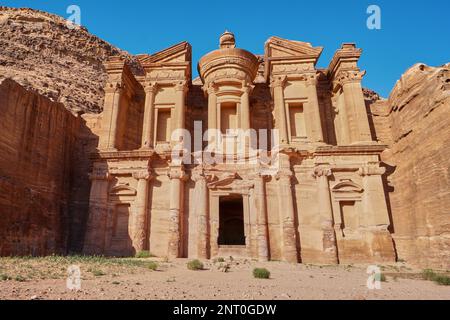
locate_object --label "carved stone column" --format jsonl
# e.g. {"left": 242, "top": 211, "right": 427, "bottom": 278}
{"left": 313, "top": 167, "right": 338, "bottom": 264}
{"left": 173, "top": 81, "right": 188, "bottom": 146}
{"left": 206, "top": 83, "right": 218, "bottom": 141}
{"left": 167, "top": 165, "right": 186, "bottom": 259}
{"left": 240, "top": 85, "right": 252, "bottom": 131}
{"left": 338, "top": 70, "right": 372, "bottom": 143}
{"left": 132, "top": 170, "right": 152, "bottom": 253}
{"left": 358, "top": 165, "right": 390, "bottom": 227}
{"left": 275, "top": 153, "right": 298, "bottom": 263}
{"left": 192, "top": 169, "right": 210, "bottom": 259}
{"left": 84, "top": 169, "right": 111, "bottom": 254}
{"left": 253, "top": 172, "right": 269, "bottom": 262}
{"left": 358, "top": 165, "right": 396, "bottom": 261}
{"left": 104, "top": 82, "right": 122, "bottom": 151}
{"left": 141, "top": 82, "right": 158, "bottom": 149}
{"left": 270, "top": 76, "right": 289, "bottom": 145}
{"left": 306, "top": 73, "right": 324, "bottom": 143}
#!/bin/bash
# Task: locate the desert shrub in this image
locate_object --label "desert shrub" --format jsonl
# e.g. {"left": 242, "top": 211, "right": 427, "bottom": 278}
{"left": 90, "top": 269, "right": 106, "bottom": 277}
{"left": 187, "top": 259, "right": 204, "bottom": 271}
{"left": 0, "top": 274, "right": 11, "bottom": 281}
{"left": 214, "top": 257, "right": 225, "bottom": 263}
{"left": 253, "top": 268, "right": 270, "bottom": 279}
{"left": 135, "top": 251, "right": 155, "bottom": 258}
{"left": 433, "top": 275, "right": 450, "bottom": 286}
{"left": 422, "top": 269, "right": 437, "bottom": 281}
{"left": 148, "top": 262, "right": 158, "bottom": 271}
{"left": 422, "top": 269, "right": 450, "bottom": 286}
{"left": 14, "top": 275, "right": 27, "bottom": 282}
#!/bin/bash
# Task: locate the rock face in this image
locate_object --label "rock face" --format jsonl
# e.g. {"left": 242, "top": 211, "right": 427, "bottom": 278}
{"left": 0, "top": 78, "right": 79, "bottom": 255}
{"left": 371, "top": 63, "right": 450, "bottom": 269}
{"left": 0, "top": 7, "right": 142, "bottom": 114}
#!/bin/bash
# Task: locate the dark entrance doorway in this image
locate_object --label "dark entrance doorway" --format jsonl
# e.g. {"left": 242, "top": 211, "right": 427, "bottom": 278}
{"left": 218, "top": 196, "right": 245, "bottom": 245}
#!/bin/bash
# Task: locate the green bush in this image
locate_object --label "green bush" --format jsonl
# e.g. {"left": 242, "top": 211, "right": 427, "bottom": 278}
{"left": 91, "top": 269, "right": 106, "bottom": 277}
{"left": 253, "top": 268, "right": 270, "bottom": 279}
{"left": 422, "top": 269, "right": 450, "bottom": 286}
{"left": 422, "top": 269, "right": 436, "bottom": 281}
{"left": 433, "top": 275, "right": 450, "bottom": 286}
{"left": 148, "top": 262, "right": 158, "bottom": 271}
{"left": 0, "top": 274, "right": 11, "bottom": 281}
{"left": 14, "top": 275, "right": 27, "bottom": 282}
{"left": 135, "top": 251, "right": 155, "bottom": 258}
{"left": 187, "top": 259, "right": 204, "bottom": 271}
{"left": 214, "top": 257, "right": 225, "bottom": 263}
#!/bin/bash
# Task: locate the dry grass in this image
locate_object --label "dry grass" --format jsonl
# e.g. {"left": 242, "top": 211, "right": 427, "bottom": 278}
{"left": 0, "top": 255, "right": 160, "bottom": 282}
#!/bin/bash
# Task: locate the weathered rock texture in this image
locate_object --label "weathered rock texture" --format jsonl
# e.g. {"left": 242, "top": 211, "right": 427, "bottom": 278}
{"left": 0, "top": 78, "right": 79, "bottom": 255}
{"left": 370, "top": 63, "right": 450, "bottom": 269}
{"left": 0, "top": 7, "right": 142, "bottom": 114}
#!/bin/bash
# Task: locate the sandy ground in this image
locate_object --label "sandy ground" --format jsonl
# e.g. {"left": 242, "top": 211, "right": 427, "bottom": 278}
{"left": 0, "top": 257, "right": 449, "bottom": 300}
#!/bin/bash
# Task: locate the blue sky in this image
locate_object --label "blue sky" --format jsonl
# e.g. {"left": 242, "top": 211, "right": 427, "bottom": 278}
{"left": 2, "top": 0, "right": 449, "bottom": 97}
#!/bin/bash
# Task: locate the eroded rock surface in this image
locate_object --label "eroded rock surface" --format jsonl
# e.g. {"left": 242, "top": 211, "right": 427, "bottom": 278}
{"left": 371, "top": 63, "right": 450, "bottom": 269}
{"left": 0, "top": 7, "right": 142, "bottom": 113}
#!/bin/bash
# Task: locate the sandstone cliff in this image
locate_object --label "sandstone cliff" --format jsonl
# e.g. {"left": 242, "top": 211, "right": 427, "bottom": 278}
{"left": 371, "top": 63, "right": 450, "bottom": 269}
{"left": 0, "top": 7, "right": 142, "bottom": 114}
{"left": 0, "top": 78, "right": 80, "bottom": 255}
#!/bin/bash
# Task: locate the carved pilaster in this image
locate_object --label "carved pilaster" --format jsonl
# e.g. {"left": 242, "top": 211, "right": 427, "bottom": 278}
{"left": 141, "top": 82, "right": 158, "bottom": 149}
{"left": 275, "top": 169, "right": 298, "bottom": 263}
{"left": 167, "top": 166, "right": 187, "bottom": 259}
{"left": 250, "top": 171, "right": 270, "bottom": 262}
{"left": 132, "top": 170, "right": 153, "bottom": 253}
{"left": 313, "top": 167, "right": 338, "bottom": 263}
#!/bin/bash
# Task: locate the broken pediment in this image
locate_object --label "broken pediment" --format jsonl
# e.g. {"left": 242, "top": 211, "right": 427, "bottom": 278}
{"left": 331, "top": 180, "right": 364, "bottom": 193}
{"left": 265, "top": 36, "right": 323, "bottom": 61}
{"left": 137, "top": 42, "right": 192, "bottom": 66}
{"left": 109, "top": 184, "right": 137, "bottom": 197}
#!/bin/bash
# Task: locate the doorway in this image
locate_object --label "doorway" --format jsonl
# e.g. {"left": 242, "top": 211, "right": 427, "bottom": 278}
{"left": 218, "top": 195, "right": 245, "bottom": 246}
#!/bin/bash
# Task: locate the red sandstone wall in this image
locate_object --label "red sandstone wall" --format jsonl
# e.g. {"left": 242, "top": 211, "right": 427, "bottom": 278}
{"left": 371, "top": 63, "right": 450, "bottom": 269}
{"left": 0, "top": 79, "right": 79, "bottom": 255}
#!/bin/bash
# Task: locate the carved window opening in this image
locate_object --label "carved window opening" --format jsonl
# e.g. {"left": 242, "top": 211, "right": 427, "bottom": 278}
{"left": 156, "top": 108, "right": 172, "bottom": 143}
{"left": 220, "top": 102, "right": 238, "bottom": 135}
{"left": 288, "top": 102, "right": 306, "bottom": 140}
{"left": 218, "top": 195, "right": 245, "bottom": 246}
{"left": 339, "top": 201, "right": 358, "bottom": 235}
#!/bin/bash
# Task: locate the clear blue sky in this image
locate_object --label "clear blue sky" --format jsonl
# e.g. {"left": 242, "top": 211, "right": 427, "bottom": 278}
{"left": 2, "top": 0, "right": 449, "bottom": 97}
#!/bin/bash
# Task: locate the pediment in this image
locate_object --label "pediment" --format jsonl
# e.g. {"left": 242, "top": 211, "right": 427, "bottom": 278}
{"left": 331, "top": 181, "right": 364, "bottom": 193}
{"left": 265, "top": 36, "right": 323, "bottom": 59}
{"left": 137, "top": 42, "right": 191, "bottom": 66}
{"left": 109, "top": 184, "right": 137, "bottom": 197}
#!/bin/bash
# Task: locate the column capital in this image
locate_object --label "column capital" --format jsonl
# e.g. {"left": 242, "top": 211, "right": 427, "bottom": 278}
{"left": 144, "top": 81, "right": 158, "bottom": 94}
{"left": 104, "top": 81, "right": 123, "bottom": 94}
{"left": 132, "top": 170, "right": 153, "bottom": 181}
{"left": 174, "top": 80, "right": 188, "bottom": 93}
{"left": 334, "top": 70, "right": 366, "bottom": 87}
{"left": 303, "top": 72, "right": 320, "bottom": 87}
{"left": 358, "top": 165, "right": 386, "bottom": 176}
{"left": 203, "top": 81, "right": 218, "bottom": 95}
{"left": 191, "top": 168, "right": 215, "bottom": 183}
{"left": 275, "top": 169, "right": 293, "bottom": 182}
{"left": 313, "top": 167, "right": 333, "bottom": 178}
{"left": 270, "top": 75, "right": 287, "bottom": 89}
{"left": 168, "top": 166, "right": 188, "bottom": 181}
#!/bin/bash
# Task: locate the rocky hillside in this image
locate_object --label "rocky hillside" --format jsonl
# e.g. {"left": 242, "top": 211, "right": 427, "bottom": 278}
{"left": 372, "top": 63, "right": 450, "bottom": 269}
{"left": 0, "top": 7, "right": 142, "bottom": 113}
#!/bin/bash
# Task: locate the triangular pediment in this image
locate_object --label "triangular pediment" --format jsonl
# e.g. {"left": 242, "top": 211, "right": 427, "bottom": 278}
{"left": 137, "top": 42, "right": 191, "bottom": 66}
{"left": 265, "top": 36, "right": 323, "bottom": 59}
